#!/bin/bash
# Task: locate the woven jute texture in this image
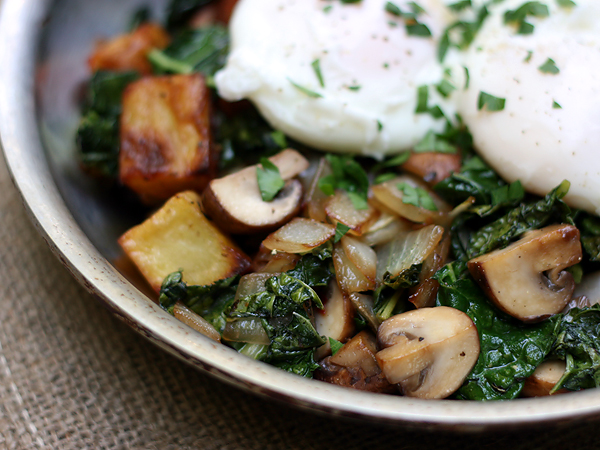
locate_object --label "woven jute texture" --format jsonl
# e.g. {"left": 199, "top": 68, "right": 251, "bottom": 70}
{"left": 2, "top": 153, "right": 600, "bottom": 450}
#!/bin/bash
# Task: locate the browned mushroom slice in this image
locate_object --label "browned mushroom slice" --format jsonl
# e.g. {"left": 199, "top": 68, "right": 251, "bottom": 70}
{"left": 314, "top": 331, "right": 396, "bottom": 394}
{"left": 522, "top": 360, "right": 568, "bottom": 397}
{"left": 202, "top": 149, "right": 309, "bottom": 234}
{"left": 376, "top": 307, "right": 480, "bottom": 399}
{"left": 262, "top": 218, "right": 335, "bottom": 254}
{"left": 468, "top": 224, "right": 582, "bottom": 322}
{"left": 314, "top": 280, "right": 355, "bottom": 360}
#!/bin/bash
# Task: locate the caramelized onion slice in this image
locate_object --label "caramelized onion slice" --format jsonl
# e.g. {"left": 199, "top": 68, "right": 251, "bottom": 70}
{"left": 262, "top": 218, "right": 335, "bottom": 254}
{"left": 173, "top": 302, "right": 221, "bottom": 342}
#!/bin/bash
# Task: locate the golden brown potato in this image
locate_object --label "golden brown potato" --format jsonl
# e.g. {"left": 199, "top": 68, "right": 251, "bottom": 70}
{"left": 119, "top": 74, "right": 217, "bottom": 204}
{"left": 118, "top": 191, "right": 251, "bottom": 293}
{"left": 401, "top": 152, "right": 462, "bottom": 185}
{"left": 88, "top": 23, "right": 170, "bottom": 75}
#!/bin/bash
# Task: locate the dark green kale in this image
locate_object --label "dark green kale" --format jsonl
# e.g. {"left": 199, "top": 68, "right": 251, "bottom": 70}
{"left": 148, "top": 25, "right": 229, "bottom": 77}
{"left": 434, "top": 155, "right": 507, "bottom": 206}
{"left": 158, "top": 271, "right": 238, "bottom": 333}
{"left": 576, "top": 212, "right": 600, "bottom": 263}
{"left": 451, "top": 180, "right": 573, "bottom": 262}
{"left": 165, "top": 0, "right": 215, "bottom": 30}
{"left": 214, "top": 107, "right": 288, "bottom": 169}
{"left": 129, "top": 6, "right": 152, "bottom": 31}
{"left": 550, "top": 305, "right": 600, "bottom": 392}
{"left": 286, "top": 254, "right": 334, "bottom": 287}
{"left": 435, "top": 262, "right": 560, "bottom": 400}
{"left": 76, "top": 71, "right": 139, "bottom": 178}
{"left": 228, "top": 273, "right": 326, "bottom": 377}
{"left": 373, "top": 285, "right": 407, "bottom": 322}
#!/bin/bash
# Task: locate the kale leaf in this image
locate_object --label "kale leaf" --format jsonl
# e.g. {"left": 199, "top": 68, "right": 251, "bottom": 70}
{"left": 215, "top": 107, "right": 287, "bottom": 169}
{"left": 576, "top": 212, "right": 600, "bottom": 263}
{"left": 76, "top": 71, "right": 139, "bottom": 178}
{"left": 148, "top": 25, "right": 229, "bottom": 77}
{"left": 228, "top": 273, "right": 326, "bottom": 377}
{"left": 550, "top": 305, "right": 600, "bottom": 392}
{"left": 165, "top": 0, "right": 215, "bottom": 30}
{"left": 285, "top": 254, "right": 334, "bottom": 287}
{"left": 435, "top": 263, "right": 559, "bottom": 400}
{"left": 451, "top": 180, "right": 573, "bottom": 262}
{"left": 158, "top": 271, "right": 239, "bottom": 333}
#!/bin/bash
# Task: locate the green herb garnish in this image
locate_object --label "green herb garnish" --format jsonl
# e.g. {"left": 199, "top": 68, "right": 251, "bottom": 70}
{"left": 311, "top": 59, "right": 325, "bottom": 87}
{"left": 478, "top": 91, "right": 506, "bottom": 111}
{"left": 539, "top": 57, "right": 560, "bottom": 74}
{"left": 257, "top": 157, "right": 285, "bottom": 202}
{"left": 397, "top": 182, "right": 438, "bottom": 210}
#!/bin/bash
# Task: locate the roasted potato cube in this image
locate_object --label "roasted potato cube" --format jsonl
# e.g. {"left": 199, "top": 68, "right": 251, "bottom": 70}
{"left": 118, "top": 191, "right": 251, "bottom": 293}
{"left": 88, "top": 23, "right": 170, "bottom": 75}
{"left": 119, "top": 74, "right": 217, "bottom": 204}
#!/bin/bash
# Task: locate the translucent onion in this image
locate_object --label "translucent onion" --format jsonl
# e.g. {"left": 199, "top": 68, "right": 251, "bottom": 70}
{"left": 375, "top": 224, "right": 445, "bottom": 284}
{"left": 341, "top": 235, "right": 377, "bottom": 284}
{"left": 303, "top": 157, "right": 331, "bottom": 222}
{"left": 371, "top": 175, "right": 450, "bottom": 224}
{"left": 325, "top": 190, "right": 379, "bottom": 235}
{"left": 359, "top": 212, "right": 412, "bottom": 247}
{"left": 408, "top": 233, "right": 451, "bottom": 308}
{"left": 222, "top": 317, "right": 270, "bottom": 345}
{"left": 333, "top": 243, "right": 375, "bottom": 294}
{"left": 262, "top": 217, "right": 335, "bottom": 254}
{"left": 348, "top": 293, "right": 380, "bottom": 332}
{"left": 235, "top": 272, "right": 275, "bottom": 301}
{"left": 173, "top": 302, "right": 221, "bottom": 342}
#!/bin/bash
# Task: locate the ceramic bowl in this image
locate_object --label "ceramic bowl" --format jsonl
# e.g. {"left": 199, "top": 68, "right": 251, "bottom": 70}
{"left": 2, "top": 0, "right": 600, "bottom": 431}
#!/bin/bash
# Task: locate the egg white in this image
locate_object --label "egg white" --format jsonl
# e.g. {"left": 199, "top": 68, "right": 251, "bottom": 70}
{"left": 215, "top": 0, "right": 456, "bottom": 159}
{"left": 454, "top": 0, "right": 600, "bottom": 215}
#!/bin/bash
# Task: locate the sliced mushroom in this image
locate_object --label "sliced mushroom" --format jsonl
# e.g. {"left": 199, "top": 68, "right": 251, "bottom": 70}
{"left": 262, "top": 218, "right": 335, "bottom": 254}
{"left": 376, "top": 307, "right": 480, "bottom": 399}
{"left": 468, "top": 224, "right": 582, "bottom": 322}
{"left": 314, "top": 331, "right": 396, "bottom": 394}
{"left": 314, "top": 280, "right": 355, "bottom": 360}
{"left": 522, "top": 360, "right": 568, "bottom": 397}
{"left": 202, "top": 149, "right": 309, "bottom": 234}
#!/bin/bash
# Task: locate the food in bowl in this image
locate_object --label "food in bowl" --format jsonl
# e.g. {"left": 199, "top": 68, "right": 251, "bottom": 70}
{"left": 74, "top": 0, "right": 600, "bottom": 401}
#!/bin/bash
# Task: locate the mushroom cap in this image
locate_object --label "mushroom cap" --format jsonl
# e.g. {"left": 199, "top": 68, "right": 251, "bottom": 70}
{"left": 468, "top": 224, "right": 582, "bottom": 322}
{"left": 202, "top": 149, "right": 309, "bottom": 234}
{"left": 376, "top": 306, "right": 480, "bottom": 399}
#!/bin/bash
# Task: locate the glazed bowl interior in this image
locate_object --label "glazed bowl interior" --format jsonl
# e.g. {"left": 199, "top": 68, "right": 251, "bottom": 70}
{"left": 2, "top": 0, "right": 600, "bottom": 431}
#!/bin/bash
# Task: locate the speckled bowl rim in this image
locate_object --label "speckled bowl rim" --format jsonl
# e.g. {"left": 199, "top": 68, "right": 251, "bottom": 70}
{"left": 2, "top": 0, "right": 600, "bottom": 432}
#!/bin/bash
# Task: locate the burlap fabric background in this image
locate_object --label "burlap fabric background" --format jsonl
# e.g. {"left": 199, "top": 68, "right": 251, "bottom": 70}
{"left": 3, "top": 157, "right": 600, "bottom": 450}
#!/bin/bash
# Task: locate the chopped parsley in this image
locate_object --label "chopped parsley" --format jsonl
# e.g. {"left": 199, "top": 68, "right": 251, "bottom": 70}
{"left": 538, "top": 57, "right": 560, "bottom": 74}
{"left": 334, "top": 223, "right": 351, "bottom": 243}
{"left": 414, "top": 130, "right": 458, "bottom": 154}
{"left": 447, "top": 0, "right": 472, "bottom": 11}
{"left": 524, "top": 50, "right": 534, "bottom": 62}
{"left": 347, "top": 85, "right": 361, "bottom": 91}
{"left": 329, "top": 338, "right": 345, "bottom": 356}
{"left": 256, "top": 157, "right": 285, "bottom": 202}
{"left": 311, "top": 59, "right": 325, "bottom": 87}
{"left": 318, "top": 154, "right": 370, "bottom": 210}
{"left": 556, "top": 0, "right": 576, "bottom": 7}
{"left": 288, "top": 78, "right": 323, "bottom": 98}
{"left": 323, "top": 5, "right": 333, "bottom": 13}
{"left": 406, "top": 23, "right": 432, "bottom": 37}
{"left": 397, "top": 182, "right": 438, "bottom": 211}
{"left": 553, "top": 100, "right": 562, "bottom": 109}
{"left": 463, "top": 66, "right": 470, "bottom": 89}
{"left": 504, "top": 1, "right": 549, "bottom": 35}
{"left": 478, "top": 91, "right": 506, "bottom": 112}
{"left": 385, "top": 1, "right": 402, "bottom": 15}
{"left": 436, "top": 79, "right": 457, "bottom": 98}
